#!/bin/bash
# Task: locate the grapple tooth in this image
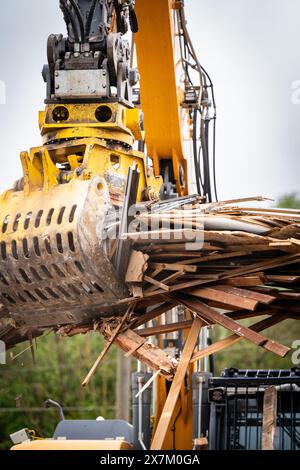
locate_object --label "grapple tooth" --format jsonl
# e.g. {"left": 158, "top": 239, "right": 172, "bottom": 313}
{"left": 0, "top": 177, "right": 127, "bottom": 328}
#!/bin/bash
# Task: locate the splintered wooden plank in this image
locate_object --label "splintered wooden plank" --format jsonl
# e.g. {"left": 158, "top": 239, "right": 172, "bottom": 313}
{"left": 191, "top": 313, "right": 288, "bottom": 363}
{"left": 137, "top": 320, "right": 193, "bottom": 337}
{"left": 262, "top": 386, "right": 278, "bottom": 450}
{"left": 161, "top": 254, "right": 300, "bottom": 295}
{"left": 151, "top": 317, "right": 203, "bottom": 450}
{"left": 265, "top": 275, "right": 300, "bottom": 284}
{"left": 218, "top": 253, "right": 300, "bottom": 279}
{"left": 113, "top": 329, "right": 177, "bottom": 380}
{"left": 177, "top": 251, "right": 249, "bottom": 265}
{"left": 125, "top": 251, "right": 149, "bottom": 283}
{"left": 150, "top": 262, "right": 198, "bottom": 273}
{"left": 145, "top": 271, "right": 186, "bottom": 294}
{"left": 204, "top": 196, "right": 271, "bottom": 209}
{"left": 177, "top": 295, "right": 290, "bottom": 357}
{"left": 225, "top": 244, "right": 281, "bottom": 252}
{"left": 189, "top": 286, "right": 259, "bottom": 311}
{"left": 223, "top": 274, "right": 266, "bottom": 287}
{"left": 144, "top": 275, "right": 171, "bottom": 292}
{"left": 161, "top": 270, "right": 186, "bottom": 285}
{"left": 214, "top": 285, "right": 276, "bottom": 305}
{"left": 82, "top": 304, "right": 134, "bottom": 387}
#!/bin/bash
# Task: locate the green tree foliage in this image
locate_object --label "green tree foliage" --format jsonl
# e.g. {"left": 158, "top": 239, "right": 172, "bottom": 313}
{"left": 0, "top": 333, "right": 117, "bottom": 450}
{"left": 277, "top": 192, "right": 300, "bottom": 209}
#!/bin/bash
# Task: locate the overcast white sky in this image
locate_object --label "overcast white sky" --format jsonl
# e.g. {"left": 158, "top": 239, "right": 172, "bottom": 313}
{"left": 0, "top": 0, "right": 299, "bottom": 202}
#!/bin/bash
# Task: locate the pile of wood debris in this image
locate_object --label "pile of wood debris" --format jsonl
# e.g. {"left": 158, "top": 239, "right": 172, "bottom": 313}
{"left": 45, "top": 195, "right": 299, "bottom": 384}
{"left": 2, "top": 195, "right": 300, "bottom": 374}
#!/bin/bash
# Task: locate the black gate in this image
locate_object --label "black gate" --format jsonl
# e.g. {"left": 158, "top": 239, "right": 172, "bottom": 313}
{"left": 208, "top": 369, "right": 300, "bottom": 450}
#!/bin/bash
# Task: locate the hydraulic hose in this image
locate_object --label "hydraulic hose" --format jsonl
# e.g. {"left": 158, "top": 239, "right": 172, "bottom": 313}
{"left": 85, "top": 0, "right": 98, "bottom": 39}
{"left": 60, "top": 0, "right": 80, "bottom": 43}
{"left": 193, "top": 110, "right": 202, "bottom": 196}
{"left": 69, "top": 0, "right": 86, "bottom": 42}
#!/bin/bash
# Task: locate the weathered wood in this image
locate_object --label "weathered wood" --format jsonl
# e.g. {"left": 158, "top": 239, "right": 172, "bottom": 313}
{"left": 262, "top": 386, "right": 278, "bottom": 451}
{"left": 150, "top": 262, "right": 198, "bottom": 273}
{"left": 144, "top": 275, "right": 170, "bottom": 292}
{"left": 181, "top": 251, "right": 250, "bottom": 266}
{"left": 130, "top": 284, "right": 144, "bottom": 298}
{"left": 151, "top": 317, "right": 203, "bottom": 450}
{"left": 214, "top": 285, "right": 276, "bottom": 305}
{"left": 265, "top": 275, "right": 300, "bottom": 284}
{"left": 189, "top": 286, "right": 259, "bottom": 311}
{"left": 177, "top": 295, "right": 290, "bottom": 357}
{"left": 125, "top": 251, "right": 149, "bottom": 283}
{"left": 124, "top": 338, "right": 147, "bottom": 358}
{"left": 191, "top": 313, "right": 288, "bottom": 363}
{"left": 137, "top": 320, "right": 193, "bottom": 337}
{"left": 162, "top": 270, "right": 186, "bottom": 285}
{"left": 193, "top": 437, "right": 209, "bottom": 450}
{"left": 82, "top": 304, "right": 134, "bottom": 387}
{"left": 223, "top": 274, "right": 266, "bottom": 287}
{"left": 113, "top": 329, "right": 177, "bottom": 380}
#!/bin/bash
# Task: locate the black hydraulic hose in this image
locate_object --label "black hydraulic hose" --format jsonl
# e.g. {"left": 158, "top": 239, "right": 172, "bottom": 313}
{"left": 201, "top": 65, "right": 216, "bottom": 113}
{"left": 113, "top": 0, "right": 127, "bottom": 33}
{"left": 85, "top": 0, "right": 98, "bottom": 39}
{"left": 60, "top": 0, "right": 80, "bottom": 43}
{"left": 205, "top": 119, "right": 212, "bottom": 202}
{"left": 179, "top": 7, "right": 204, "bottom": 93}
{"left": 193, "top": 110, "right": 202, "bottom": 196}
{"left": 201, "top": 118, "right": 212, "bottom": 202}
{"left": 69, "top": 0, "right": 86, "bottom": 42}
{"left": 212, "top": 117, "right": 218, "bottom": 202}
{"left": 200, "top": 119, "right": 208, "bottom": 199}
{"left": 129, "top": 6, "right": 139, "bottom": 33}
{"left": 197, "top": 145, "right": 204, "bottom": 191}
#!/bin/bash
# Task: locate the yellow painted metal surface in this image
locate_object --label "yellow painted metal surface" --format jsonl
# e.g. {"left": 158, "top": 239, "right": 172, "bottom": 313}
{"left": 135, "top": 0, "right": 189, "bottom": 195}
{"left": 40, "top": 103, "right": 144, "bottom": 146}
{"left": 11, "top": 440, "right": 133, "bottom": 451}
{"left": 2, "top": 103, "right": 162, "bottom": 205}
{"left": 0, "top": 101, "right": 162, "bottom": 321}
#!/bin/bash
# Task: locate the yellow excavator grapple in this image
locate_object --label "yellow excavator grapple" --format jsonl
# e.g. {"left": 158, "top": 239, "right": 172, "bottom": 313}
{"left": 0, "top": 101, "right": 152, "bottom": 327}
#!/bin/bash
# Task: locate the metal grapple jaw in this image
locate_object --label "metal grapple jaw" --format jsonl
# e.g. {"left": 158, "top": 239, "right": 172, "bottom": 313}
{"left": 0, "top": 176, "right": 127, "bottom": 329}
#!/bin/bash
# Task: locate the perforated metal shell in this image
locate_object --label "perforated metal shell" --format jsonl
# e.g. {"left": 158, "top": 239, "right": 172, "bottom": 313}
{"left": 0, "top": 177, "right": 127, "bottom": 328}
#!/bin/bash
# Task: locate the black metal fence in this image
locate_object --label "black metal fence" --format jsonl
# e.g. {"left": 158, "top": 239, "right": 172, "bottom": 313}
{"left": 208, "top": 369, "right": 300, "bottom": 450}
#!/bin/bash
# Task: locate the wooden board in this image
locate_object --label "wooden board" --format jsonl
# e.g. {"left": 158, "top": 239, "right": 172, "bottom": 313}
{"left": 177, "top": 294, "right": 290, "bottom": 357}
{"left": 113, "top": 329, "right": 177, "bottom": 380}
{"left": 262, "top": 386, "right": 278, "bottom": 451}
{"left": 191, "top": 313, "right": 288, "bottom": 363}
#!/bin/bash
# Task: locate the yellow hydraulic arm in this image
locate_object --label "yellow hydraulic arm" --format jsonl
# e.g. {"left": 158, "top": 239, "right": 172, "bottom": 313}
{"left": 135, "top": 0, "right": 189, "bottom": 196}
